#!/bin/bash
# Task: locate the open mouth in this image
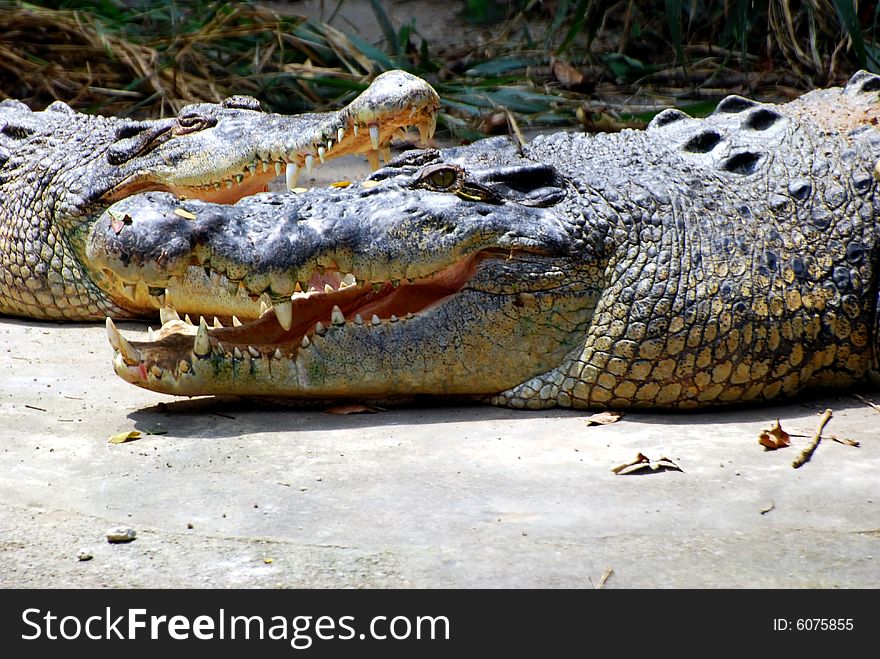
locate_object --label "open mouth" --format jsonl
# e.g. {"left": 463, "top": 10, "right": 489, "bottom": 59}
{"left": 103, "top": 106, "right": 438, "bottom": 207}
{"left": 106, "top": 249, "right": 502, "bottom": 371}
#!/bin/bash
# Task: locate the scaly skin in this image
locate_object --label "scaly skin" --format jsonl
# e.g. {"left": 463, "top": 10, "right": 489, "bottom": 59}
{"left": 103, "top": 71, "right": 880, "bottom": 409}
{"left": 0, "top": 70, "right": 439, "bottom": 320}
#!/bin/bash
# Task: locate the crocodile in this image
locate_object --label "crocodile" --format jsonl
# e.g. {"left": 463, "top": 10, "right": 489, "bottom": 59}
{"left": 0, "top": 70, "right": 439, "bottom": 321}
{"left": 101, "top": 70, "right": 880, "bottom": 409}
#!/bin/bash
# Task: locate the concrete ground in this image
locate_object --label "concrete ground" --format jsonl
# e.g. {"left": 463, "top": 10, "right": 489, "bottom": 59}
{"left": 1, "top": 156, "right": 879, "bottom": 589}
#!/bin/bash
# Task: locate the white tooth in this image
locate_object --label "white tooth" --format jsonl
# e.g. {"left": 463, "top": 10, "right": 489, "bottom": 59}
{"left": 338, "top": 280, "right": 348, "bottom": 290}
{"left": 274, "top": 300, "right": 292, "bottom": 331}
{"left": 193, "top": 318, "right": 211, "bottom": 357}
{"left": 147, "top": 326, "right": 155, "bottom": 341}
{"left": 337, "top": 127, "right": 344, "bottom": 143}
{"left": 327, "top": 140, "right": 333, "bottom": 150}
{"left": 300, "top": 335, "right": 310, "bottom": 348}
{"left": 317, "top": 146, "right": 325, "bottom": 163}
{"left": 308, "top": 285, "right": 319, "bottom": 293}
{"left": 390, "top": 314, "right": 399, "bottom": 322}
{"left": 160, "top": 306, "right": 180, "bottom": 325}
{"left": 305, "top": 154, "right": 315, "bottom": 174}
{"left": 235, "top": 174, "right": 244, "bottom": 185}
{"left": 106, "top": 317, "right": 121, "bottom": 351}
{"left": 341, "top": 273, "right": 356, "bottom": 287}
{"left": 248, "top": 345, "right": 261, "bottom": 358}
{"left": 184, "top": 314, "right": 193, "bottom": 325}
{"left": 226, "top": 180, "right": 233, "bottom": 189}
{"left": 108, "top": 320, "right": 140, "bottom": 366}
{"left": 156, "top": 292, "right": 166, "bottom": 307}
{"left": 354, "top": 314, "right": 364, "bottom": 325}
{"left": 274, "top": 348, "right": 283, "bottom": 359}
{"left": 262, "top": 160, "right": 269, "bottom": 172}
{"left": 286, "top": 163, "right": 300, "bottom": 190}
{"left": 232, "top": 315, "right": 242, "bottom": 327}
{"left": 381, "top": 146, "right": 391, "bottom": 163}
{"left": 179, "top": 360, "right": 191, "bottom": 373}
{"left": 234, "top": 347, "right": 243, "bottom": 359}
{"left": 315, "top": 321, "right": 326, "bottom": 336}
{"left": 418, "top": 122, "right": 430, "bottom": 144}
{"left": 428, "top": 113, "right": 437, "bottom": 138}
{"left": 150, "top": 365, "right": 163, "bottom": 378}
{"left": 275, "top": 161, "right": 283, "bottom": 176}
{"left": 367, "top": 151, "right": 380, "bottom": 171}
{"left": 213, "top": 317, "right": 223, "bottom": 328}
{"left": 369, "top": 124, "right": 380, "bottom": 150}
{"left": 371, "top": 314, "right": 381, "bottom": 326}
{"left": 294, "top": 281, "right": 303, "bottom": 293}
{"left": 248, "top": 163, "right": 256, "bottom": 177}
{"left": 324, "top": 283, "right": 334, "bottom": 294}
{"left": 353, "top": 123, "right": 359, "bottom": 137}
{"left": 260, "top": 300, "right": 270, "bottom": 315}
{"left": 331, "top": 305, "right": 345, "bottom": 326}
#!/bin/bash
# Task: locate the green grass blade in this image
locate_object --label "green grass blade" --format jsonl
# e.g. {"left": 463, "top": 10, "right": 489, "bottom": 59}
{"left": 832, "top": 0, "right": 867, "bottom": 69}
{"left": 368, "top": 0, "right": 401, "bottom": 56}
{"left": 557, "top": 0, "right": 591, "bottom": 55}
{"left": 465, "top": 57, "right": 534, "bottom": 76}
{"left": 665, "top": 0, "right": 685, "bottom": 67}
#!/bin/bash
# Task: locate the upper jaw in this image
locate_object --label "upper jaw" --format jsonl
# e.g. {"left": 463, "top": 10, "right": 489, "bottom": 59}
{"left": 101, "top": 70, "right": 440, "bottom": 206}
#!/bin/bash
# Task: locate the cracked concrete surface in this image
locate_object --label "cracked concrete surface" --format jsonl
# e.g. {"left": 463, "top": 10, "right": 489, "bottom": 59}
{"left": 1, "top": 156, "right": 878, "bottom": 588}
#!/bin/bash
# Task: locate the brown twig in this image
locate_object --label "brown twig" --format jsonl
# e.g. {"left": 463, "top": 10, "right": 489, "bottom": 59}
{"left": 792, "top": 408, "right": 833, "bottom": 469}
{"left": 829, "top": 434, "right": 860, "bottom": 448}
{"left": 594, "top": 567, "right": 613, "bottom": 589}
{"left": 854, "top": 394, "right": 880, "bottom": 414}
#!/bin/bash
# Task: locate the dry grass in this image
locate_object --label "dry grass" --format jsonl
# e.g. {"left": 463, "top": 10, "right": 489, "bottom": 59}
{"left": 0, "top": 3, "right": 375, "bottom": 117}
{"left": 0, "top": 1, "right": 875, "bottom": 133}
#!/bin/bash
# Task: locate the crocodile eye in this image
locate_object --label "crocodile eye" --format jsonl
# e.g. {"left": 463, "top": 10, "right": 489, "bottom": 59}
{"left": 427, "top": 167, "right": 457, "bottom": 189}
{"left": 173, "top": 114, "right": 215, "bottom": 136}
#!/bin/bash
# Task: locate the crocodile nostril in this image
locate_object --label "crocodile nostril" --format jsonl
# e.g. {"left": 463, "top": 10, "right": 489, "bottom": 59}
{"left": 682, "top": 130, "right": 722, "bottom": 153}
{"left": 723, "top": 152, "right": 763, "bottom": 175}
{"left": 715, "top": 95, "right": 757, "bottom": 113}
{"left": 743, "top": 108, "right": 783, "bottom": 131}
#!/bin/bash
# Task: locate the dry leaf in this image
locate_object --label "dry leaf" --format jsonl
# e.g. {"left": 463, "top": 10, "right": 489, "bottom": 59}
{"left": 108, "top": 430, "right": 142, "bottom": 444}
{"left": 612, "top": 452, "right": 683, "bottom": 475}
{"left": 586, "top": 411, "right": 623, "bottom": 426}
{"left": 758, "top": 419, "right": 790, "bottom": 449}
{"left": 551, "top": 59, "right": 596, "bottom": 92}
{"left": 324, "top": 403, "right": 381, "bottom": 415}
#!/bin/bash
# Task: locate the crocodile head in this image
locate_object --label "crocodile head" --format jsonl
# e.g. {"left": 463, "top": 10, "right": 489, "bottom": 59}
{"left": 102, "top": 71, "right": 880, "bottom": 409}
{"left": 100, "top": 138, "right": 606, "bottom": 401}
{"left": 0, "top": 70, "right": 438, "bottom": 320}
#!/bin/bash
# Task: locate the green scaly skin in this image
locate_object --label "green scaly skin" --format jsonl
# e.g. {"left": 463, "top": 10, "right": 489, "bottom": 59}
{"left": 102, "top": 71, "right": 880, "bottom": 409}
{"left": 0, "top": 70, "right": 439, "bottom": 321}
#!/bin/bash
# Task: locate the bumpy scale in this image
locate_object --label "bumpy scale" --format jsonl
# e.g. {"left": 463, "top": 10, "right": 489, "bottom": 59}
{"left": 102, "top": 72, "right": 880, "bottom": 409}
